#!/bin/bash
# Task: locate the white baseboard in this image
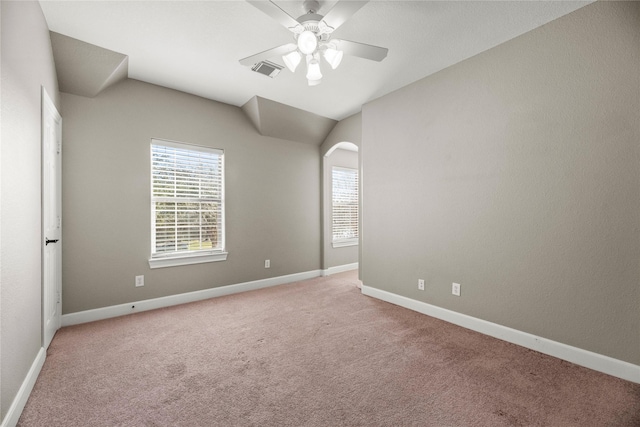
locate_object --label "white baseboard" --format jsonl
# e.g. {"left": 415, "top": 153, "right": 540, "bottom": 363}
{"left": 361, "top": 285, "right": 640, "bottom": 384}
{"left": 321, "top": 262, "right": 358, "bottom": 277}
{"left": 62, "top": 269, "right": 322, "bottom": 327}
{"left": 1, "top": 347, "right": 46, "bottom": 427}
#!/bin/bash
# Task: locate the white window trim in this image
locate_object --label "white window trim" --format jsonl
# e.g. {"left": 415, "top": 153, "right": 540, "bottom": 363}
{"left": 148, "top": 251, "right": 228, "bottom": 269}
{"left": 332, "top": 238, "right": 358, "bottom": 248}
{"left": 149, "top": 138, "right": 227, "bottom": 268}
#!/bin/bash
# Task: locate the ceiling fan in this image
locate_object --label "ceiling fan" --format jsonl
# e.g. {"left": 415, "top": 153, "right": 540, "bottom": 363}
{"left": 240, "top": 0, "right": 388, "bottom": 86}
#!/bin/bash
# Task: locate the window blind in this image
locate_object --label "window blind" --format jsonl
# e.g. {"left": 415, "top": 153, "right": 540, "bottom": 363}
{"left": 332, "top": 166, "right": 358, "bottom": 243}
{"left": 151, "top": 139, "right": 224, "bottom": 258}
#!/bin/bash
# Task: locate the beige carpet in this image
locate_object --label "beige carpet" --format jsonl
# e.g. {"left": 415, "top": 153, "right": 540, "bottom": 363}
{"left": 18, "top": 271, "right": 640, "bottom": 426}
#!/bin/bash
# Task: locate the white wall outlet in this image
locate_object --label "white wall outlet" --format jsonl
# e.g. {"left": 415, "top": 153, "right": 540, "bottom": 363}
{"left": 418, "top": 279, "right": 425, "bottom": 290}
{"left": 452, "top": 282, "right": 461, "bottom": 296}
{"left": 265, "top": 259, "right": 270, "bottom": 268}
{"left": 135, "top": 275, "right": 144, "bottom": 287}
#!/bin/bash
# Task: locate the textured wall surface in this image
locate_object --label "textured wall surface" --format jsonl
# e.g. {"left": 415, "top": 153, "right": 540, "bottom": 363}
{"left": 61, "top": 79, "right": 321, "bottom": 313}
{"left": 1, "top": 0, "right": 60, "bottom": 420}
{"left": 362, "top": 1, "right": 640, "bottom": 364}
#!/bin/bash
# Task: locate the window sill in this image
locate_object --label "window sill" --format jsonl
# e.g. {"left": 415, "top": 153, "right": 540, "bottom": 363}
{"left": 332, "top": 239, "right": 358, "bottom": 248}
{"left": 148, "top": 251, "right": 228, "bottom": 269}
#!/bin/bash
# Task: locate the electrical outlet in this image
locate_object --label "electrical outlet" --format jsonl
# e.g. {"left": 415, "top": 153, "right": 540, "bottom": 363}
{"left": 418, "top": 279, "right": 425, "bottom": 290}
{"left": 135, "top": 275, "right": 144, "bottom": 287}
{"left": 452, "top": 282, "right": 461, "bottom": 296}
{"left": 265, "top": 259, "right": 270, "bottom": 268}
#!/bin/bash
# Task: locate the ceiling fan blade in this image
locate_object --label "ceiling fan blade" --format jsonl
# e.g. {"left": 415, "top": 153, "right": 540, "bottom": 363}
{"left": 247, "top": 1, "right": 303, "bottom": 33}
{"left": 321, "top": 1, "right": 368, "bottom": 32}
{"left": 334, "top": 39, "right": 388, "bottom": 62}
{"left": 239, "top": 43, "right": 297, "bottom": 66}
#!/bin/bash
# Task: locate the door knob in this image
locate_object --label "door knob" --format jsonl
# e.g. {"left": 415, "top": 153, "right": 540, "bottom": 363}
{"left": 45, "top": 238, "right": 59, "bottom": 245}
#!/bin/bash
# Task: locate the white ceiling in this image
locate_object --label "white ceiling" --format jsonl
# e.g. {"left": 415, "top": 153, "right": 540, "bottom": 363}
{"left": 40, "top": 0, "right": 591, "bottom": 121}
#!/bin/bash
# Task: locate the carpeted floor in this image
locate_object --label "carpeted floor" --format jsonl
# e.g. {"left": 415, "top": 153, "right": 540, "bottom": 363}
{"left": 18, "top": 271, "right": 640, "bottom": 426}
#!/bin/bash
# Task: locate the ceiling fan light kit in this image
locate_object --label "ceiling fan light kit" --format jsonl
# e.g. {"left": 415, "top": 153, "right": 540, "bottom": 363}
{"left": 241, "top": 0, "right": 388, "bottom": 85}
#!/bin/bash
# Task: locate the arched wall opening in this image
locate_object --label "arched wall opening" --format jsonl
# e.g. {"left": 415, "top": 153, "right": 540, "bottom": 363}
{"left": 321, "top": 141, "right": 360, "bottom": 276}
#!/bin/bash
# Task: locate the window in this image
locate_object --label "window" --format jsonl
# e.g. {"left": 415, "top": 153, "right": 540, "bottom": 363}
{"left": 332, "top": 166, "right": 358, "bottom": 247}
{"left": 149, "top": 139, "right": 227, "bottom": 268}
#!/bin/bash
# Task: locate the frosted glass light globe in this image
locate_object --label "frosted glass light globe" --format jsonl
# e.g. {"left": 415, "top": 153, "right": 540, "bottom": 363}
{"left": 306, "top": 58, "right": 322, "bottom": 81}
{"left": 297, "top": 31, "right": 318, "bottom": 55}
{"left": 323, "top": 47, "right": 343, "bottom": 70}
{"left": 283, "top": 51, "right": 302, "bottom": 72}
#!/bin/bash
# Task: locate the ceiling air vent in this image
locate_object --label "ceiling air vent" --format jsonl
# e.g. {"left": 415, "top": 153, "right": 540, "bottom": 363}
{"left": 251, "top": 60, "right": 283, "bottom": 78}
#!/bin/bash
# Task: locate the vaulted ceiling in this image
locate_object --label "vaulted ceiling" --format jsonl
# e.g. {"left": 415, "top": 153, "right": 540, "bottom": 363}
{"left": 40, "top": 0, "right": 592, "bottom": 121}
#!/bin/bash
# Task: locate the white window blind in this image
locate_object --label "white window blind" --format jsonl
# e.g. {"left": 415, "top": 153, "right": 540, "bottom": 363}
{"left": 150, "top": 139, "right": 225, "bottom": 261}
{"left": 332, "top": 166, "right": 358, "bottom": 245}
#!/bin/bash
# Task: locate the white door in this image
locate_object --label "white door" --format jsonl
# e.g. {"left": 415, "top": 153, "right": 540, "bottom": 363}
{"left": 42, "top": 87, "right": 62, "bottom": 349}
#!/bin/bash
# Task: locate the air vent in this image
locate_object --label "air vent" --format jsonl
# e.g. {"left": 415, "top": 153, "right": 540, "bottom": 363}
{"left": 251, "top": 61, "right": 283, "bottom": 78}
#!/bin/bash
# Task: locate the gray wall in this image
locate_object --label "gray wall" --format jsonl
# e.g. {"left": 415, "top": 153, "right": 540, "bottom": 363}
{"left": 61, "top": 79, "right": 321, "bottom": 314}
{"left": 361, "top": 1, "right": 640, "bottom": 365}
{"left": 1, "top": 1, "right": 61, "bottom": 420}
{"left": 323, "top": 149, "right": 359, "bottom": 270}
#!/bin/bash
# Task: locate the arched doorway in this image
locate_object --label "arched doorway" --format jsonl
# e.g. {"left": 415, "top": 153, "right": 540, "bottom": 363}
{"left": 321, "top": 141, "right": 359, "bottom": 276}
